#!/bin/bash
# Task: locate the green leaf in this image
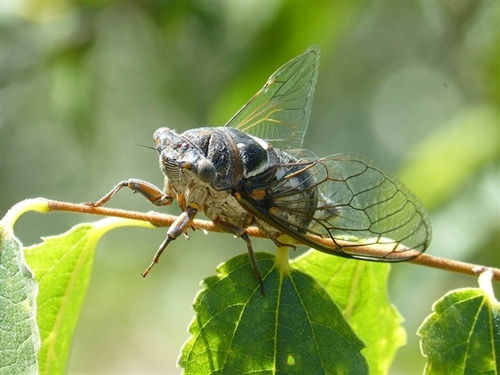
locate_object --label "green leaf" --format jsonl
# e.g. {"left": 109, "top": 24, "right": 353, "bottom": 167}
{"left": 0, "top": 229, "right": 40, "bottom": 375}
{"left": 418, "top": 286, "right": 500, "bottom": 374}
{"left": 179, "top": 250, "right": 368, "bottom": 375}
{"left": 0, "top": 199, "right": 49, "bottom": 375}
{"left": 292, "top": 250, "right": 406, "bottom": 375}
{"left": 24, "top": 217, "right": 153, "bottom": 375}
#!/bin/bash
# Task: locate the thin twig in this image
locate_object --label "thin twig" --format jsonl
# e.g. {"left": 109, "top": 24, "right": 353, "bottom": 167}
{"left": 46, "top": 199, "right": 500, "bottom": 282}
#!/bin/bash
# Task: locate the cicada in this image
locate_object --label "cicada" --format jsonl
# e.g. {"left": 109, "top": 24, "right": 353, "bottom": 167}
{"left": 90, "top": 46, "right": 432, "bottom": 295}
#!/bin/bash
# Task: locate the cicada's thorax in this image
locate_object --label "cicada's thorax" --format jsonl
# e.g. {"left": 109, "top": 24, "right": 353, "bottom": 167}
{"left": 155, "top": 126, "right": 318, "bottom": 234}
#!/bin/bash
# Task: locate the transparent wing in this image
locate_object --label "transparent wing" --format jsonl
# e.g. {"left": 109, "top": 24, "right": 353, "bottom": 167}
{"left": 236, "top": 154, "right": 432, "bottom": 261}
{"left": 225, "top": 46, "right": 320, "bottom": 150}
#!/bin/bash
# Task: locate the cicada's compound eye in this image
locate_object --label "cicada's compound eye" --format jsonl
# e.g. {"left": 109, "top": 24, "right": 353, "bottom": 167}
{"left": 153, "top": 127, "right": 172, "bottom": 147}
{"left": 196, "top": 158, "right": 216, "bottom": 184}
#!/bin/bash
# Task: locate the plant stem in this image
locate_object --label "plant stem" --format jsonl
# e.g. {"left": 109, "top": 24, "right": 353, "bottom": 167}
{"left": 46, "top": 199, "right": 500, "bottom": 282}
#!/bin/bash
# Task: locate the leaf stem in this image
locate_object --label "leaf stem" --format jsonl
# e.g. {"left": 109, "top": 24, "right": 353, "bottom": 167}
{"left": 45, "top": 199, "right": 500, "bottom": 282}
{"left": 275, "top": 246, "right": 291, "bottom": 275}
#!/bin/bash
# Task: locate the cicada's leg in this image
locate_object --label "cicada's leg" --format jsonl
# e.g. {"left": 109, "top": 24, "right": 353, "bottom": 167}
{"left": 213, "top": 219, "right": 266, "bottom": 297}
{"left": 88, "top": 179, "right": 173, "bottom": 207}
{"left": 142, "top": 206, "right": 198, "bottom": 277}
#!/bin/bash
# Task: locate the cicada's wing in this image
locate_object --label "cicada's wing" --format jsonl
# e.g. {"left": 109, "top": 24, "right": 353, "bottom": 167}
{"left": 236, "top": 154, "right": 432, "bottom": 261}
{"left": 225, "top": 46, "right": 319, "bottom": 150}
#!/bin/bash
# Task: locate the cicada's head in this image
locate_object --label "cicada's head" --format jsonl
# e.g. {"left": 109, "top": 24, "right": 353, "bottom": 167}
{"left": 153, "top": 127, "right": 216, "bottom": 185}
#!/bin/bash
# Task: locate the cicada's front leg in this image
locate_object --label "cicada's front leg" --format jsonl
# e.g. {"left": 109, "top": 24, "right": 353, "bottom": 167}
{"left": 88, "top": 178, "right": 173, "bottom": 207}
{"left": 142, "top": 206, "right": 198, "bottom": 277}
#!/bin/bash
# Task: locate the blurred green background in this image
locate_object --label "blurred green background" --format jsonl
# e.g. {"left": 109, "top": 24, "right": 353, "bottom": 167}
{"left": 1, "top": 1, "right": 499, "bottom": 374}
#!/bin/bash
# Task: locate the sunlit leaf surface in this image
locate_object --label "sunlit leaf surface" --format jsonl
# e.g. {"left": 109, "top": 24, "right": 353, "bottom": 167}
{"left": 418, "top": 287, "right": 500, "bottom": 374}
{"left": 24, "top": 218, "right": 153, "bottom": 375}
{"left": 292, "top": 251, "right": 406, "bottom": 375}
{"left": 180, "top": 252, "right": 368, "bottom": 374}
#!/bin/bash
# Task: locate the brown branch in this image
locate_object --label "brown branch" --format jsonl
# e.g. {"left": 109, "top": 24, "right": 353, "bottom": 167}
{"left": 46, "top": 199, "right": 500, "bottom": 282}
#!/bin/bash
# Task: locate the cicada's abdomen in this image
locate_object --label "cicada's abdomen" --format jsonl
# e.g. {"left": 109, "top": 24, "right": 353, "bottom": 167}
{"left": 261, "top": 149, "right": 319, "bottom": 233}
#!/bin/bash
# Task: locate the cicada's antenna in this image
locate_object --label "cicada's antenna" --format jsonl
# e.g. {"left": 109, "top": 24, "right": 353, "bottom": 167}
{"left": 133, "top": 142, "right": 156, "bottom": 151}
